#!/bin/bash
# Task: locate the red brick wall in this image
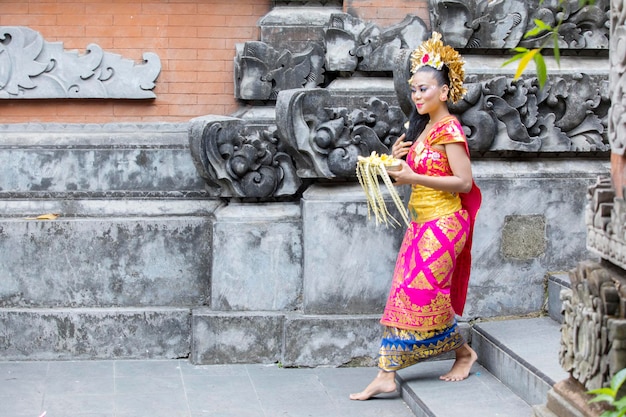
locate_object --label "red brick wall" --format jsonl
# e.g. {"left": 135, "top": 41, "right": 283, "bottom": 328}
{"left": 0, "top": 0, "right": 428, "bottom": 124}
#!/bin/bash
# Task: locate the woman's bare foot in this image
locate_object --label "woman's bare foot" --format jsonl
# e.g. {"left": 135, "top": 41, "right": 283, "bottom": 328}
{"left": 349, "top": 370, "right": 397, "bottom": 400}
{"left": 440, "top": 343, "right": 477, "bottom": 381}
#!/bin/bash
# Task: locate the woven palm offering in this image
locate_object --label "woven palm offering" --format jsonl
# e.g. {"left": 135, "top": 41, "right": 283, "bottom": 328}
{"left": 356, "top": 152, "right": 410, "bottom": 227}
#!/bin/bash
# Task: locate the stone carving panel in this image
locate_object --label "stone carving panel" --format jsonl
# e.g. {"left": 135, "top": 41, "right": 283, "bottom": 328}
{"left": 188, "top": 116, "right": 302, "bottom": 198}
{"left": 0, "top": 26, "right": 160, "bottom": 99}
{"left": 609, "top": 0, "right": 626, "bottom": 155}
{"left": 188, "top": 90, "right": 405, "bottom": 197}
{"left": 560, "top": 260, "right": 626, "bottom": 391}
{"left": 394, "top": 54, "right": 610, "bottom": 154}
{"left": 234, "top": 41, "right": 324, "bottom": 100}
{"left": 429, "top": 0, "right": 610, "bottom": 50}
{"left": 276, "top": 88, "right": 404, "bottom": 178}
{"left": 324, "top": 13, "right": 429, "bottom": 72}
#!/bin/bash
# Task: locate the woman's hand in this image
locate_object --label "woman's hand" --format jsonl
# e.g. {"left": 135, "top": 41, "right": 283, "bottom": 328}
{"left": 387, "top": 160, "right": 416, "bottom": 186}
{"left": 391, "top": 134, "right": 412, "bottom": 160}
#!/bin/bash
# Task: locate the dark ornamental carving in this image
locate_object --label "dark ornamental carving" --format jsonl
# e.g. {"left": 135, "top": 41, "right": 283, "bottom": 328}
{"left": 0, "top": 26, "right": 160, "bottom": 99}
{"left": 276, "top": 88, "right": 405, "bottom": 178}
{"left": 324, "top": 13, "right": 429, "bottom": 72}
{"left": 394, "top": 52, "right": 609, "bottom": 154}
{"left": 560, "top": 260, "right": 626, "bottom": 391}
{"left": 234, "top": 41, "right": 325, "bottom": 101}
{"left": 428, "top": 0, "right": 609, "bottom": 50}
{"left": 188, "top": 116, "right": 302, "bottom": 198}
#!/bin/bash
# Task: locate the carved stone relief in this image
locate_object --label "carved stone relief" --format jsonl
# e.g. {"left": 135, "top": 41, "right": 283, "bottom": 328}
{"left": 276, "top": 88, "right": 404, "bottom": 178}
{"left": 609, "top": 0, "right": 626, "bottom": 155}
{"left": 0, "top": 26, "right": 160, "bottom": 99}
{"left": 188, "top": 116, "right": 302, "bottom": 198}
{"left": 188, "top": 89, "right": 405, "bottom": 196}
{"left": 429, "top": 0, "right": 610, "bottom": 50}
{"left": 324, "top": 13, "right": 429, "bottom": 72}
{"left": 560, "top": 261, "right": 626, "bottom": 391}
{"left": 394, "top": 52, "right": 610, "bottom": 154}
{"left": 234, "top": 41, "right": 325, "bottom": 101}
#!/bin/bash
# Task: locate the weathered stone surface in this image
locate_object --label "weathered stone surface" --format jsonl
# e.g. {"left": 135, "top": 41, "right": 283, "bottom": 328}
{"left": 0, "top": 26, "right": 160, "bottom": 99}
{"left": 0, "top": 216, "right": 211, "bottom": 308}
{"left": 191, "top": 310, "right": 284, "bottom": 364}
{"left": 429, "top": 0, "right": 609, "bottom": 50}
{"left": 0, "top": 307, "right": 190, "bottom": 360}
{"left": 394, "top": 54, "right": 610, "bottom": 154}
{"left": 282, "top": 314, "right": 382, "bottom": 367}
{"left": 324, "top": 13, "right": 429, "bottom": 72}
{"left": 188, "top": 115, "right": 302, "bottom": 198}
{"left": 211, "top": 203, "right": 302, "bottom": 311}
{"left": 234, "top": 41, "right": 324, "bottom": 100}
{"left": 502, "top": 214, "right": 547, "bottom": 260}
{"left": 301, "top": 183, "right": 405, "bottom": 314}
{"left": 0, "top": 123, "right": 205, "bottom": 196}
{"left": 466, "top": 159, "right": 609, "bottom": 318}
{"left": 259, "top": 7, "right": 340, "bottom": 52}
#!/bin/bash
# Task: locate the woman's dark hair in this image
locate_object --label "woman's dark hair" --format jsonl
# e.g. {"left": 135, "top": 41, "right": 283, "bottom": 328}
{"left": 404, "top": 65, "right": 451, "bottom": 143}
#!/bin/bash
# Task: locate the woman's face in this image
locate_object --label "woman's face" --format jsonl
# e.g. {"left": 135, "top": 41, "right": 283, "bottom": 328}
{"left": 409, "top": 71, "right": 448, "bottom": 115}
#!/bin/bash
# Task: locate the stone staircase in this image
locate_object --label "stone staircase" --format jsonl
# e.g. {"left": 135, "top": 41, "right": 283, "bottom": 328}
{"left": 396, "top": 272, "right": 572, "bottom": 417}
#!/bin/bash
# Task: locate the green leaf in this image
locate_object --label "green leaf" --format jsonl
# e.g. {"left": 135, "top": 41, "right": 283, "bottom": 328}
{"left": 525, "top": 26, "right": 546, "bottom": 38}
{"left": 512, "top": 47, "right": 529, "bottom": 53}
{"left": 534, "top": 52, "right": 547, "bottom": 88}
{"left": 502, "top": 52, "right": 526, "bottom": 67}
{"left": 514, "top": 49, "right": 539, "bottom": 80}
{"left": 588, "top": 387, "right": 616, "bottom": 396}
{"left": 611, "top": 368, "right": 626, "bottom": 392}
{"left": 553, "top": 36, "right": 561, "bottom": 67}
{"left": 612, "top": 396, "right": 626, "bottom": 409}
{"left": 533, "top": 19, "right": 553, "bottom": 31}
{"left": 589, "top": 394, "right": 616, "bottom": 405}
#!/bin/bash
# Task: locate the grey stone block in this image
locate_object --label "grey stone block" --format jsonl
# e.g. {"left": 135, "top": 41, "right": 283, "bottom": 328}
{"left": 211, "top": 203, "right": 302, "bottom": 311}
{"left": 547, "top": 273, "right": 570, "bottom": 323}
{"left": 301, "top": 183, "right": 405, "bottom": 314}
{"left": 465, "top": 159, "right": 609, "bottom": 319}
{"left": 0, "top": 216, "right": 212, "bottom": 308}
{"left": 191, "top": 310, "right": 284, "bottom": 365}
{"left": 282, "top": 314, "right": 382, "bottom": 367}
{"left": 0, "top": 307, "right": 190, "bottom": 360}
{"left": 0, "top": 128, "right": 204, "bottom": 195}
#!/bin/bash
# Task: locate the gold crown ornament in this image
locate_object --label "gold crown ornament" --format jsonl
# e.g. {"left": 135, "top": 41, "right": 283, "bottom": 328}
{"left": 409, "top": 32, "right": 467, "bottom": 104}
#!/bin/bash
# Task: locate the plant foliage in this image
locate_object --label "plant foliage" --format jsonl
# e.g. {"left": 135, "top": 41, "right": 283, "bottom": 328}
{"left": 503, "top": 0, "right": 596, "bottom": 88}
{"left": 588, "top": 368, "right": 626, "bottom": 417}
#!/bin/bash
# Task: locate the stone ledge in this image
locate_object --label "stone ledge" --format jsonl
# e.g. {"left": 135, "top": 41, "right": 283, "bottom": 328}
{"left": 0, "top": 307, "right": 191, "bottom": 360}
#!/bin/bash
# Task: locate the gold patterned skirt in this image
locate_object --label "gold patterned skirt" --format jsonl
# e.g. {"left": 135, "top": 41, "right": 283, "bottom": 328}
{"left": 378, "top": 323, "right": 464, "bottom": 371}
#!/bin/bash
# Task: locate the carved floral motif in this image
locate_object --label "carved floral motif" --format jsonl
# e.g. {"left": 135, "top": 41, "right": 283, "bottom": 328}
{"left": 560, "top": 261, "right": 626, "bottom": 391}
{"left": 324, "top": 13, "right": 429, "bottom": 72}
{"left": 429, "top": 0, "right": 609, "bottom": 49}
{"left": 234, "top": 41, "right": 324, "bottom": 101}
{"left": 0, "top": 26, "right": 160, "bottom": 99}
{"left": 276, "top": 88, "right": 405, "bottom": 178}
{"left": 188, "top": 116, "right": 301, "bottom": 198}
{"left": 395, "top": 54, "right": 609, "bottom": 153}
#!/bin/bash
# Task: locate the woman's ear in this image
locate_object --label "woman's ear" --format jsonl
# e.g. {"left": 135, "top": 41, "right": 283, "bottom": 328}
{"left": 440, "top": 85, "right": 450, "bottom": 102}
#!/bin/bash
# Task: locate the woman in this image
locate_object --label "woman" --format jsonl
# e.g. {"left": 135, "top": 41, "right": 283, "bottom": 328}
{"left": 350, "top": 32, "right": 482, "bottom": 401}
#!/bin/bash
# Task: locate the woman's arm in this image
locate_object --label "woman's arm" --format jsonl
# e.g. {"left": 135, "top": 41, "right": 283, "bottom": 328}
{"left": 388, "top": 142, "right": 473, "bottom": 193}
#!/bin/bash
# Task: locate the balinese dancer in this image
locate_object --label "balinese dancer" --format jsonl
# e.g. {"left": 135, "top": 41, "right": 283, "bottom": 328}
{"left": 350, "top": 32, "right": 482, "bottom": 401}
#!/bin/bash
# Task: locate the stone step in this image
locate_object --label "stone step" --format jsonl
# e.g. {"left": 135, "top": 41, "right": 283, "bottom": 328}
{"left": 471, "top": 317, "right": 569, "bottom": 406}
{"left": 397, "top": 360, "right": 533, "bottom": 417}
{"left": 0, "top": 306, "right": 190, "bottom": 360}
{"left": 0, "top": 201, "right": 216, "bottom": 309}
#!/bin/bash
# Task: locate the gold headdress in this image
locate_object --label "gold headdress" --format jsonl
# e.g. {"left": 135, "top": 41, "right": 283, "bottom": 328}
{"left": 409, "top": 32, "right": 466, "bottom": 104}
